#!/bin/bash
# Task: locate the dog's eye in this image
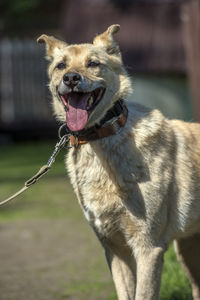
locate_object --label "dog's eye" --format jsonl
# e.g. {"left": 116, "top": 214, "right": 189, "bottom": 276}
{"left": 56, "top": 62, "right": 66, "bottom": 70}
{"left": 87, "top": 61, "right": 100, "bottom": 68}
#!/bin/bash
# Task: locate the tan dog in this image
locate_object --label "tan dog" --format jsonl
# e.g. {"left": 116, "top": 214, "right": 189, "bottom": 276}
{"left": 37, "top": 25, "right": 200, "bottom": 300}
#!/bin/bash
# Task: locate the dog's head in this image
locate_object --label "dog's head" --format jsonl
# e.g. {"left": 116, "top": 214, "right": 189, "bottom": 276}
{"left": 38, "top": 25, "right": 132, "bottom": 132}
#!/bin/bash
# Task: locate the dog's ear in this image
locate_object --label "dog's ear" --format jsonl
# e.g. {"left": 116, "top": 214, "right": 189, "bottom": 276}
{"left": 93, "top": 24, "right": 120, "bottom": 56}
{"left": 37, "top": 34, "right": 67, "bottom": 61}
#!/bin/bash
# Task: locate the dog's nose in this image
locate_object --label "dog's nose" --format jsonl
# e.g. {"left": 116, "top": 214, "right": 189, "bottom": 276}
{"left": 63, "top": 72, "right": 81, "bottom": 87}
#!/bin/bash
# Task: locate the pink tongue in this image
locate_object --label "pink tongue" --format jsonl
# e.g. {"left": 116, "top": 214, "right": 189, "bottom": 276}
{"left": 66, "top": 93, "right": 90, "bottom": 131}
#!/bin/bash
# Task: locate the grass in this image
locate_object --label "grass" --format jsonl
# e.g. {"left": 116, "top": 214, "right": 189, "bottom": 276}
{"left": 0, "top": 141, "right": 192, "bottom": 299}
{"left": 0, "top": 140, "right": 75, "bottom": 220}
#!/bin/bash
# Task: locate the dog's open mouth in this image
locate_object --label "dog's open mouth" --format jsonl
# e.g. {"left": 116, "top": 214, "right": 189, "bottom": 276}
{"left": 59, "top": 88, "right": 105, "bottom": 132}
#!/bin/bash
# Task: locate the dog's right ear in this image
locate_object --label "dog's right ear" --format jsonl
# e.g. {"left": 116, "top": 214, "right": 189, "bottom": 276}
{"left": 93, "top": 24, "right": 120, "bottom": 56}
{"left": 37, "top": 35, "right": 67, "bottom": 61}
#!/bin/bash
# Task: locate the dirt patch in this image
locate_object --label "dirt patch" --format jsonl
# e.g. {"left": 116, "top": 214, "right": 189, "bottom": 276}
{"left": 0, "top": 219, "right": 114, "bottom": 300}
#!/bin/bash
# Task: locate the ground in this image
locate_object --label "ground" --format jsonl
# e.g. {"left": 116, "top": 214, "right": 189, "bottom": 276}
{"left": 0, "top": 219, "right": 115, "bottom": 300}
{"left": 0, "top": 141, "right": 193, "bottom": 299}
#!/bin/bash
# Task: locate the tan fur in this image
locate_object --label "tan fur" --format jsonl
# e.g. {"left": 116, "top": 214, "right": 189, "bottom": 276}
{"left": 38, "top": 25, "right": 200, "bottom": 300}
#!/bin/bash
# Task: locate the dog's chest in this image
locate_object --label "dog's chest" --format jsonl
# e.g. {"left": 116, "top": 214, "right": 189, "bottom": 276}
{"left": 66, "top": 145, "right": 125, "bottom": 236}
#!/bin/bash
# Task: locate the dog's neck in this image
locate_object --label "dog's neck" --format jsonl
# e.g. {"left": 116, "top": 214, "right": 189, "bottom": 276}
{"left": 67, "top": 99, "right": 128, "bottom": 147}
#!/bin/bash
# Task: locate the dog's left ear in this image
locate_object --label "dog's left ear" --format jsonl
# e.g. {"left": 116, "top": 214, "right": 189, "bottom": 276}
{"left": 37, "top": 34, "right": 67, "bottom": 61}
{"left": 93, "top": 24, "right": 120, "bottom": 56}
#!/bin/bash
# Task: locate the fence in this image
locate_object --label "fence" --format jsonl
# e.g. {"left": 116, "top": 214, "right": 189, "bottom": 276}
{"left": 0, "top": 39, "right": 56, "bottom": 138}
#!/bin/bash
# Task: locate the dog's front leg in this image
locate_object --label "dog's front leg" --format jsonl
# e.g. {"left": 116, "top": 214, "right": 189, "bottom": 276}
{"left": 105, "top": 246, "right": 136, "bottom": 300}
{"left": 134, "top": 246, "right": 164, "bottom": 300}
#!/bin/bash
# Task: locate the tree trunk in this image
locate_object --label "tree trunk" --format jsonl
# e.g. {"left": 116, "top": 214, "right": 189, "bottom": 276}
{"left": 181, "top": 0, "right": 200, "bottom": 122}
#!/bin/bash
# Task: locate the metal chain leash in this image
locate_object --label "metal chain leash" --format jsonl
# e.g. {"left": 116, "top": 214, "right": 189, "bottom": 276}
{"left": 0, "top": 125, "right": 71, "bottom": 206}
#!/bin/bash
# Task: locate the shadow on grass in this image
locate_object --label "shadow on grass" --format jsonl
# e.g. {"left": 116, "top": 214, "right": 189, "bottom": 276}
{"left": 161, "top": 292, "right": 192, "bottom": 300}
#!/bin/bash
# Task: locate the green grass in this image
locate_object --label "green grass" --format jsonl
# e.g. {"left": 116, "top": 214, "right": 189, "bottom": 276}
{"left": 0, "top": 140, "right": 76, "bottom": 220}
{"left": 161, "top": 246, "right": 192, "bottom": 300}
{"left": 0, "top": 141, "right": 192, "bottom": 299}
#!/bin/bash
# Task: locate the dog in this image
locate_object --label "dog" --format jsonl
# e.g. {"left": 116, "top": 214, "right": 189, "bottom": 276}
{"left": 37, "top": 25, "right": 200, "bottom": 300}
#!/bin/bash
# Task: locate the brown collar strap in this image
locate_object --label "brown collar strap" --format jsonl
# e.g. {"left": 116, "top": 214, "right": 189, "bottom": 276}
{"left": 69, "top": 100, "right": 128, "bottom": 147}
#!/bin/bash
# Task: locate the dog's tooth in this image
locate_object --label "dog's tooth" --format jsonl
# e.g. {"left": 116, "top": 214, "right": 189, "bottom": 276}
{"left": 90, "top": 96, "right": 94, "bottom": 106}
{"left": 88, "top": 96, "right": 94, "bottom": 108}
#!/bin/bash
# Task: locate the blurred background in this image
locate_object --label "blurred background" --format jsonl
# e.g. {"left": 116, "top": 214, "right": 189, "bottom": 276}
{"left": 1, "top": 0, "right": 200, "bottom": 142}
{"left": 0, "top": 0, "right": 199, "bottom": 299}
